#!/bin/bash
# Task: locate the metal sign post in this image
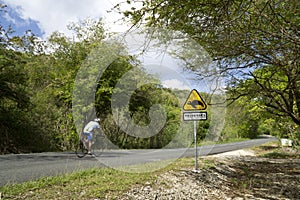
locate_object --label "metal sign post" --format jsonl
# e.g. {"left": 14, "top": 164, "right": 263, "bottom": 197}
{"left": 194, "top": 120, "right": 198, "bottom": 170}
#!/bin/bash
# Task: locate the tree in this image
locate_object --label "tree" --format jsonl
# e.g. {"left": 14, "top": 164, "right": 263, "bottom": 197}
{"left": 0, "top": 13, "right": 56, "bottom": 153}
{"left": 222, "top": 98, "right": 262, "bottom": 140}
{"left": 0, "top": 17, "right": 111, "bottom": 153}
{"left": 40, "top": 18, "right": 108, "bottom": 150}
{"left": 95, "top": 57, "right": 182, "bottom": 149}
{"left": 0, "top": 47, "right": 31, "bottom": 153}
{"left": 119, "top": 0, "right": 300, "bottom": 137}
{"left": 231, "top": 65, "right": 300, "bottom": 126}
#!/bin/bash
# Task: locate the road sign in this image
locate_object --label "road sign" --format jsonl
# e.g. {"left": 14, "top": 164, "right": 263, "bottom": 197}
{"left": 183, "top": 89, "right": 207, "bottom": 110}
{"left": 183, "top": 112, "right": 207, "bottom": 121}
{"left": 183, "top": 89, "right": 207, "bottom": 171}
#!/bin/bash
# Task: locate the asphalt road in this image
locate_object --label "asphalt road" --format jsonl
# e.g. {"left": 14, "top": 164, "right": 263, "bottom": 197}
{"left": 0, "top": 136, "right": 277, "bottom": 186}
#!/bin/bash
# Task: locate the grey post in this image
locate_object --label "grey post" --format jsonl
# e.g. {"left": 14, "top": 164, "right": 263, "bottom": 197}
{"left": 194, "top": 120, "right": 198, "bottom": 170}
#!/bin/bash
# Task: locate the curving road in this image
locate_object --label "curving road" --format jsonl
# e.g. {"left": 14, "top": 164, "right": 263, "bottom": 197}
{"left": 0, "top": 136, "right": 276, "bottom": 186}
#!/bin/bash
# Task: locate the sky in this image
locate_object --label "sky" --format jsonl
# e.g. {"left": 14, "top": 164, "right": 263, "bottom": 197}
{"left": 1, "top": 0, "right": 128, "bottom": 38}
{"left": 0, "top": 0, "right": 218, "bottom": 92}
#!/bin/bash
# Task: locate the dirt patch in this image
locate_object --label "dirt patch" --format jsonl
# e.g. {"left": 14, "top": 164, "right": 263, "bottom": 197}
{"left": 209, "top": 149, "right": 256, "bottom": 158}
{"left": 121, "top": 150, "right": 300, "bottom": 200}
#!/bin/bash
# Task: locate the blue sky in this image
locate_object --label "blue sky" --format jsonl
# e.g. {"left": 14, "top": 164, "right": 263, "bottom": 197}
{"left": 0, "top": 3, "right": 44, "bottom": 37}
{"left": 0, "top": 0, "right": 127, "bottom": 38}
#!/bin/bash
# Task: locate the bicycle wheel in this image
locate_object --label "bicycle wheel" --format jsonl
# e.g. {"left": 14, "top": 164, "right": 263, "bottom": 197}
{"left": 75, "top": 140, "right": 88, "bottom": 158}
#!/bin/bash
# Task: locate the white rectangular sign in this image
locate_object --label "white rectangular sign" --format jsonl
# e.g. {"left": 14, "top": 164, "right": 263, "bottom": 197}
{"left": 183, "top": 112, "right": 207, "bottom": 121}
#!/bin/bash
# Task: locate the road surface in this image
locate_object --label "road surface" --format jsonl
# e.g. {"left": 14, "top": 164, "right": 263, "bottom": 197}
{"left": 0, "top": 137, "right": 276, "bottom": 186}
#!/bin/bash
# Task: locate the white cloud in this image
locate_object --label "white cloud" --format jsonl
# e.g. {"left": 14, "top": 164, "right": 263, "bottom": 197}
{"left": 162, "top": 79, "right": 190, "bottom": 90}
{"left": 3, "top": 0, "right": 129, "bottom": 38}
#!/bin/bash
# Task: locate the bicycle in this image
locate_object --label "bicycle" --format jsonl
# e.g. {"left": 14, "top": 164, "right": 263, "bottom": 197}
{"left": 75, "top": 132, "right": 105, "bottom": 158}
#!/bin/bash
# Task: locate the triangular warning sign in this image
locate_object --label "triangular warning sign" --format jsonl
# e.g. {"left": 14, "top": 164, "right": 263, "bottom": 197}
{"left": 183, "top": 89, "right": 207, "bottom": 110}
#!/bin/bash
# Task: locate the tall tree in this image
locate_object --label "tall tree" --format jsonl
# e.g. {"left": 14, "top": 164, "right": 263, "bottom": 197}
{"left": 119, "top": 0, "right": 300, "bottom": 130}
{"left": 0, "top": 9, "right": 53, "bottom": 153}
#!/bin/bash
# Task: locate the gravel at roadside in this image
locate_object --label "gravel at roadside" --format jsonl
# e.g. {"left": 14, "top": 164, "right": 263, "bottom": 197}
{"left": 121, "top": 149, "right": 300, "bottom": 200}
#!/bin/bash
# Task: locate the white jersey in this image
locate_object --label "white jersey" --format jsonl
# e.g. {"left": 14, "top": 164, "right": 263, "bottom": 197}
{"left": 83, "top": 121, "right": 100, "bottom": 133}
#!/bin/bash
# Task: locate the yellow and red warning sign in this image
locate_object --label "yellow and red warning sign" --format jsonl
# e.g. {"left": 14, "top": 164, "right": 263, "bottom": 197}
{"left": 183, "top": 89, "right": 207, "bottom": 111}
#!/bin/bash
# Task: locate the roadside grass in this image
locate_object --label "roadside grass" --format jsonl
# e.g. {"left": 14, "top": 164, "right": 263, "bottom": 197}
{"left": 263, "top": 150, "right": 300, "bottom": 159}
{"left": 0, "top": 158, "right": 197, "bottom": 199}
{"left": 199, "top": 137, "right": 250, "bottom": 146}
{"left": 253, "top": 140, "right": 300, "bottom": 159}
{"left": 218, "top": 137, "right": 251, "bottom": 143}
{"left": 227, "top": 142, "right": 300, "bottom": 199}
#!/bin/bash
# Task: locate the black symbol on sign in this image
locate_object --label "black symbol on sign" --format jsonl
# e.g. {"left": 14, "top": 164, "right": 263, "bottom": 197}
{"left": 187, "top": 100, "right": 205, "bottom": 108}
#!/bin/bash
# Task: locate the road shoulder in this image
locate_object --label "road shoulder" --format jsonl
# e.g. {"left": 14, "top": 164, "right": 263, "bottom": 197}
{"left": 122, "top": 146, "right": 300, "bottom": 199}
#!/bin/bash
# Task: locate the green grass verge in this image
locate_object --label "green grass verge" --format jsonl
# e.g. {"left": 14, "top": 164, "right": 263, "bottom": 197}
{"left": 0, "top": 158, "right": 197, "bottom": 200}
{"left": 199, "top": 137, "right": 250, "bottom": 146}
{"left": 263, "top": 151, "right": 299, "bottom": 159}
{"left": 252, "top": 141, "right": 300, "bottom": 159}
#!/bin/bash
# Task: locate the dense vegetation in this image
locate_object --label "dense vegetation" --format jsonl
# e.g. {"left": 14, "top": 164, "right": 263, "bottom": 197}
{"left": 0, "top": 13, "right": 189, "bottom": 153}
{"left": 1, "top": 1, "right": 299, "bottom": 154}
{"left": 120, "top": 0, "right": 300, "bottom": 146}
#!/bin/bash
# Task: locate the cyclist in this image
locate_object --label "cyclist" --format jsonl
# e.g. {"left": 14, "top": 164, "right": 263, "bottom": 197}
{"left": 83, "top": 118, "right": 100, "bottom": 155}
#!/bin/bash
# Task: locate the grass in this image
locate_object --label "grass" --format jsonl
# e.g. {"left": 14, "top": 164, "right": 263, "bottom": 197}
{"left": 0, "top": 167, "right": 154, "bottom": 199}
{"left": 252, "top": 141, "right": 300, "bottom": 158}
{"left": 200, "top": 159, "right": 216, "bottom": 169}
{"left": 199, "top": 137, "right": 250, "bottom": 146}
{"left": 263, "top": 151, "right": 299, "bottom": 159}
{"left": 0, "top": 158, "right": 196, "bottom": 199}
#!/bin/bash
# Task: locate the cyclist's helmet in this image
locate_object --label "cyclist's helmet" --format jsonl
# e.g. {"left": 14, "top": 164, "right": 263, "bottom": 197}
{"left": 94, "top": 118, "right": 100, "bottom": 122}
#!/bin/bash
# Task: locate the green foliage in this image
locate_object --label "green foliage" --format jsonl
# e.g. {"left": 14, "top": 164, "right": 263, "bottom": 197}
{"left": 228, "top": 64, "right": 300, "bottom": 144}
{"left": 0, "top": 27, "right": 54, "bottom": 152}
{"left": 120, "top": 0, "right": 300, "bottom": 144}
{"left": 197, "top": 120, "right": 210, "bottom": 141}
{"left": 0, "top": 16, "right": 109, "bottom": 153}
{"left": 36, "top": 18, "right": 108, "bottom": 150}
{"left": 95, "top": 61, "right": 182, "bottom": 149}
{"left": 221, "top": 99, "right": 260, "bottom": 140}
{"left": 95, "top": 56, "right": 135, "bottom": 116}
{"left": 0, "top": 14, "right": 187, "bottom": 152}
{"left": 5, "top": 0, "right": 300, "bottom": 153}
{"left": 0, "top": 49, "right": 29, "bottom": 108}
